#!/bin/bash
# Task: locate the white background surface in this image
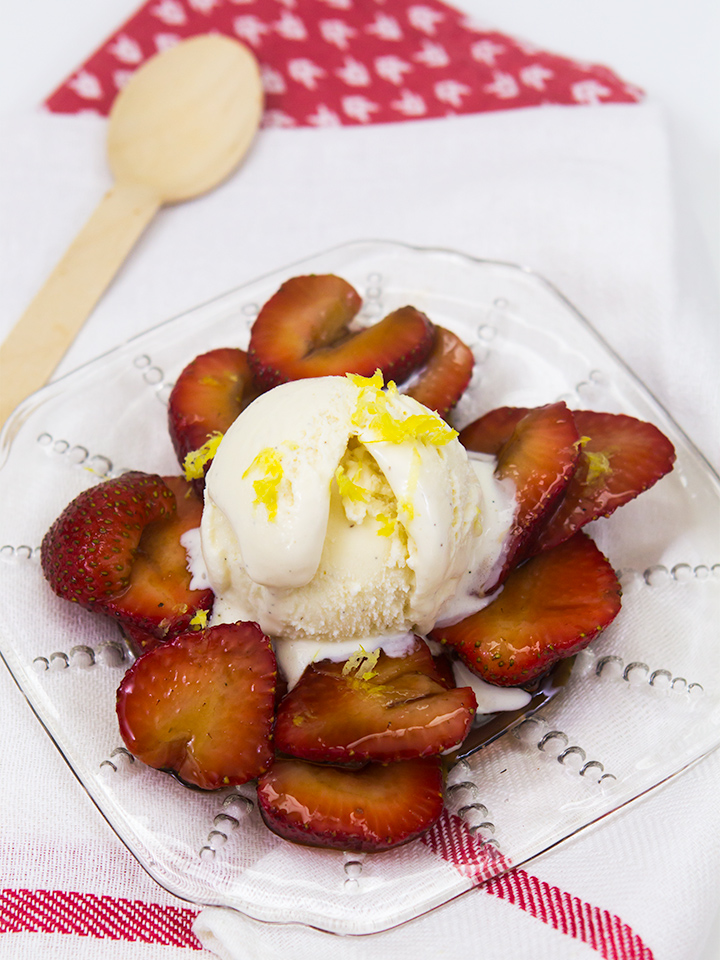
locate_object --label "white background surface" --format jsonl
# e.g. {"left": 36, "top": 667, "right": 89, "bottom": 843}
{"left": 0, "top": 1, "right": 718, "bottom": 957}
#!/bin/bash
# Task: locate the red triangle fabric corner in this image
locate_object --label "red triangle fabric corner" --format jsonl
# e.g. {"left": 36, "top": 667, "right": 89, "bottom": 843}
{"left": 44, "top": 0, "right": 642, "bottom": 126}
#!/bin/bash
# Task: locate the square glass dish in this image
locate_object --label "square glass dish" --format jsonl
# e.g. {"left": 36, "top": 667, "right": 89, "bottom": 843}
{"left": 1, "top": 240, "right": 718, "bottom": 935}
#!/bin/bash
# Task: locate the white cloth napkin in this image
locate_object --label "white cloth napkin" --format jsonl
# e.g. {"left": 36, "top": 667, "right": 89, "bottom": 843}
{"left": 1, "top": 97, "right": 719, "bottom": 960}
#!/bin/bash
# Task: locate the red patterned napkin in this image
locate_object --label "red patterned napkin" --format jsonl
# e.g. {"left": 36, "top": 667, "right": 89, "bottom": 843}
{"left": 45, "top": 0, "right": 641, "bottom": 126}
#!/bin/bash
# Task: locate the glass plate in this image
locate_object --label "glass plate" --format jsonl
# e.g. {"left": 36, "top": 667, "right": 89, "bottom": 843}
{"left": 1, "top": 240, "right": 718, "bottom": 935}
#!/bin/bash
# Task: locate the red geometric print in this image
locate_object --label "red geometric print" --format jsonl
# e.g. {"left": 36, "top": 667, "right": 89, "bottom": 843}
{"left": 44, "top": 0, "right": 642, "bottom": 126}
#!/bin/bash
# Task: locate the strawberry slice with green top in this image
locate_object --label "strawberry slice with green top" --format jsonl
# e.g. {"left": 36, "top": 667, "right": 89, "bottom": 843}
{"left": 404, "top": 326, "right": 475, "bottom": 418}
{"left": 274, "top": 637, "right": 476, "bottom": 763}
{"left": 431, "top": 532, "right": 622, "bottom": 686}
{"left": 247, "top": 274, "right": 435, "bottom": 390}
{"left": 257, "top": 755, "right": 445, "bottom": 852}
{"left": 531, "top": 410, "right": 677, "bottom": 552}
{"left": 41, "top": 471, "right": 175, "bottom": 608}
{"left": 103, "top": 475, "right": 213, "bottom": 646}
{"left": 168, "top": 347, "right": 259, "bottom": 489}
{"left": 117, "top": 622, "right": 276, "bottom": 790}
{"left": 481, "top": 402, "right": 580, "bottom": 589}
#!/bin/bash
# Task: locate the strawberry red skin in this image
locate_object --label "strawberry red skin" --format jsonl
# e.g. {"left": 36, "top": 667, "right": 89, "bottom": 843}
{"left": 431, "top": 532, "right": 622, "bottom": 686}
{"left": 461, "top": 406, "right": 677, "bottom": 556}
{"left": 41, "top": 471, "right": 175, "bottom": 609}
{"left": 531, "top": 410, "right": 677, "bottom": 551}
{"left": 459, "top": 406, "right": 530, "bottom": 456}
{"left": 487, "top": 403, "right": 580, "bottom": 589}
{"left": 257, "top": 756, "right": 445, "bottom": 852}
{"left": 274, "top": 637, "right": 476, "bottom": 763}
{"left": 404, "top": 326, "right": 475, "bottom": 418}
{"left": 102, "top": 475, "right": 213, "bottom": 645}
{"left": 117, "top": 622, "right": 276, "bottom": 790}
{"left": 167, "top": 347, "right": 259, "bottom": 488}
{"left": 247, "top": 274, "right": 435, "bottom": 389}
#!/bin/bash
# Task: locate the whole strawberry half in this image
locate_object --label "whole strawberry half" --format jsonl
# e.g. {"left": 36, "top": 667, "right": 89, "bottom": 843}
{"left": 41, "top": 471, "right": 175, "bottom": 609}
{"left": 431, "top": 532, "right": 622, "bottom": 686}
{"left": 167, "top": 347, "right": 259, "bottom": 488}
{"left": 247, "top": 274, "right": 435, "bottom": 390}
{"left": 103, "top": 475, "right": 213, "bottom": 648}
{"left": 404, "top": 325, "right": 475, "bottom": 419}
{"left": 117, "top": 622, "right": 276, "bottom": 790}
{"left": 274, "top": 637, "right": 476, "bottom": 764}
{"left": 257, "top": 756, "right": 445, "bottom": 852}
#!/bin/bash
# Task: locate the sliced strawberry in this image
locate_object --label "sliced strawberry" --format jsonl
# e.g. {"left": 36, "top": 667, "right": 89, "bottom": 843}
{"left": 458, "top": 406, "right": 530, "bottom": 455}
{"left": 531, "top": 411, "right": 676, "bottom": 552}
{"left": 101, "top": 475, "right": 213, "bottom": 642}
{"left": 487, "top": 403, "right": 580, "bottom": 589}
{"left": 274, "top": 637, "right": 476, "bottom": 763}
{"left": 119, "top": 622, "right": 163, "bottom": 657}
{"left": 117, "top": 622, "right": 276, "bottom": 790}
{"left": 168, "top": 347, "right": 259, "bottom": 488}
{"left": 404, "top": 326, "right": 474, "bottom": 418}
{"left": 257, "top": 756, "right": 444, "bottom": 852}
{"left": 41, "top": 471, "right": 175, "bottom": 609}
{"left": 431, "top": 647, "right": 458, "bottom": 689}
{"left": 247, "top": 274, "right": 435, "bottom": 389}
{"left": 430, "top": 532, "right": 622, "bottom": 686}
{"left": 121, "top": 583, "right": 211, "bottom": 657}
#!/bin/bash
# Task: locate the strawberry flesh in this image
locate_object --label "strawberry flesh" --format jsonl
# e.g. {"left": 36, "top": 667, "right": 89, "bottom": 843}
{"left": 458, "top": 406, "right": 530, "bottom": 456}
{"left": 431, "top": 532, "right": 622, "bottom": 686}
{"left": 41, "top": 471, "right": 175, "bottom": 609}
{"left": 247, "top": 274, "right": 435, "bottom": 389}
{"left": 486, "top": 402, "right": 580, "bottom": 589}
{"left": 531, "top": 410, "right": 676, "bottom": 551}
{"left": 274, "top": 637, "right": 476, "bottom": 763}
{"left": 257, "top": 756, "right": 444, "bottom": 852}
{"left": 404, "top": 325, "right": 475, "bottom": 418}
{"left": 103, "top": 475, "right": 213, "bottom": 645}
{"left": 117, "top": 622, "right": 276, "bottom": 790}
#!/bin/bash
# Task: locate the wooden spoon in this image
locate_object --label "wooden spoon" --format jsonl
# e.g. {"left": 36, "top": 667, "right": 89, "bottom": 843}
{"left": 0, "top": 34, "right": 263, "bottom": 429}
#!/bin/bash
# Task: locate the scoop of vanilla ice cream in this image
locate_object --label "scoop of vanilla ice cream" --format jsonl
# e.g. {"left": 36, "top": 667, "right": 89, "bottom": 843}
{"left": 201, "top": 374, "right": 501, "bottom": 643}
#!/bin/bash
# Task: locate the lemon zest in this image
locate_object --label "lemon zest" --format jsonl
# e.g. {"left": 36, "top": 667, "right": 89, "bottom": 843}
{"left": 189, "top": 609, "right": 209, "bottom": 630}
{"left": 347, "top": 370, "right": 384, "bottom": 391}
{"left": 242, "top": 447, "right": 284, "bottom": 521}
{"left": 584, "top": 449, "right": 613, "bottom": 484}
{"left": 375, "top": 512, "right": 397, "bottom": 537}
{"left": 334, "top": 464, "right": 368, "bottom": 503}
{"left": 183, "top": 432, "right": 223, "bottom": 481}
{"left": 341, "top": 646, "right": 381, "bottom": 682}
{"left": 348, "top": 370, "right": 456, "bottom": 446}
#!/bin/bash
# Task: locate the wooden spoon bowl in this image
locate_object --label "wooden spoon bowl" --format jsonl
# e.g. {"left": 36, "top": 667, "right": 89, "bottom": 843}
{"left": 0, "top": 35, "right": 263, "bottom": 429}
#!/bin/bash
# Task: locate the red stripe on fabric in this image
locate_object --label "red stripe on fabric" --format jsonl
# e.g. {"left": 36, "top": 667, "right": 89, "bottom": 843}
{"left": 422, "top": 812, "right": 653, "bottom": 959}
{"left": 420, "top": 808, "right": 513, "bottom": 881}
{"left": 485, "top": 870, "right": 655, "bottom": 960}
{"left": 1, "top": 834, "right": 653, "bottom": 959}
{"left": 0, "top": 890, "right": 202, "bottom": 950}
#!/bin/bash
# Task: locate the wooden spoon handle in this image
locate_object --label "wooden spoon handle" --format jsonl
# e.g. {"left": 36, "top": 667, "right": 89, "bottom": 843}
{"left": 0, "top": 180, "right": 161, "bottom": 428}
